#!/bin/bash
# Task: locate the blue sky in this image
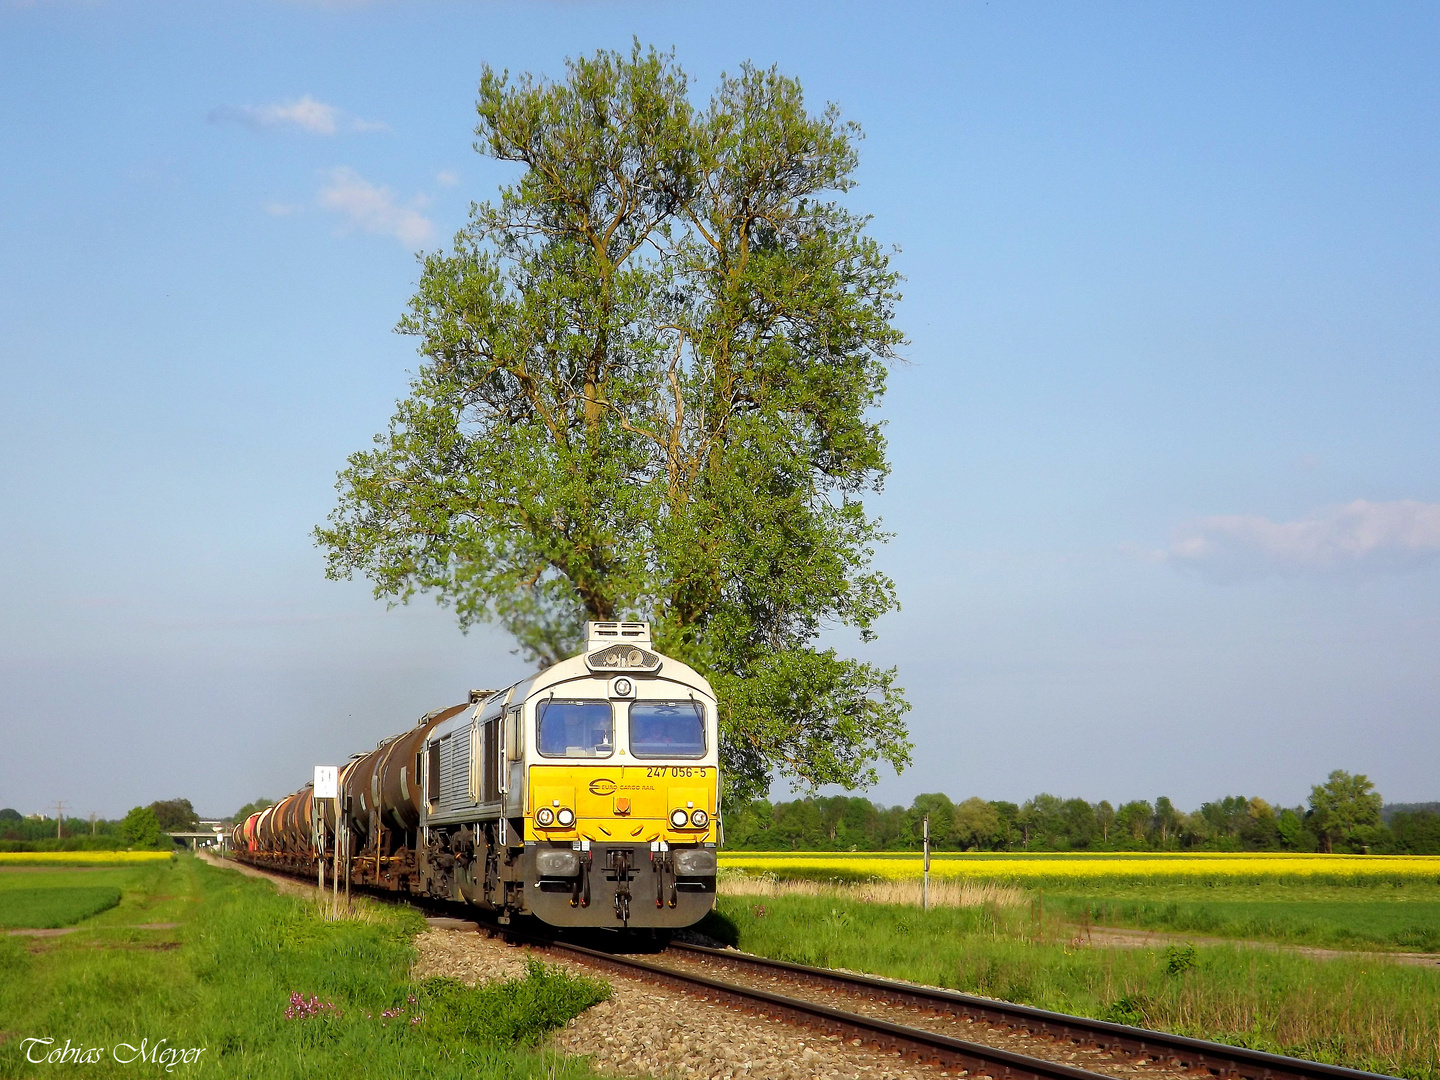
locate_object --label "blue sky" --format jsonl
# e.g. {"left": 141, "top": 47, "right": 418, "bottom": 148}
{"left": 2, "top": 2, "right": 1437, "bottom": 819}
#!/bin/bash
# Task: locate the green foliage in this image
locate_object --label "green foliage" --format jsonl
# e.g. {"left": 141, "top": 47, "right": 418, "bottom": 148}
{"left": 1094, "top": 800, "right": 1116, "bottom": 842}
{"left": 1309, "top": 770, "right": 1384, "bottom": 853}
{"left": 1114, "top": 800, "right": 1154, "bottom": 845}
{"left": 952, "top": 796, "right": 1003, "bottom": 849}
{"left": 417, "top": 961, "right": 610, "bottom": 1045}
{"left": 231, "top": 798, "right": 275, "bottom": 824}
{"left": 1163, "top": 943, "right": 1197, "bottom": 976}
{"left": 1390, "top": 811, "right": 1440, "bottom": 855}
{"left": 1104, "top": 993, "right": 1149, "bottom": 1026}
{"left": 0, "top": 836, "right": 135, "bottom": 853}
{"left": 316, "top": 43, "right": 910, "bottom": 799}
{"left": 120, "top": 805, "right": 163, "bottom": 848}
{"left": 722, "top": 771, "right": 1440, "bottom": 853}
{"left": 148, "top": 798, "right": 199, "bottom": 832}
{"left": 0, "top": 811, "right": 131, "bottom": 847}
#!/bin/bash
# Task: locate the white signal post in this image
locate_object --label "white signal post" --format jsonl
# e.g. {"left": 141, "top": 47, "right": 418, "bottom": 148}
{"left": 922, "top": 814, "right": 930, "bottom": 912}
{"left": 314, "top": 766, "right": 339, "bottom": 916}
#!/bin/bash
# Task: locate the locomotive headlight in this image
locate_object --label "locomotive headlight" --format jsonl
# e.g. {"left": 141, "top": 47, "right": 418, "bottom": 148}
{"left": 689, "top": 808, "right": 709, "bottom": 828}
{"left": 556, "top": 807, "right": 576, "bottom": 827}
{"left": 535, "top": 807, "right": 555, "bottom": 827}
{"left": 670, "top": 808, "right": 690, "bottom": 829}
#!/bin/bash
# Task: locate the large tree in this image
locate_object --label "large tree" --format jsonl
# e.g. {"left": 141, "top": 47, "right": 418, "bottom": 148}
{"left": 1308, "top": 770, "right": 1383, "bottom": 853}
{"left": 148, "top": 798, "right": 198, "bottom": 832}
{"left": 317, "top": 45, "right": 910, "bottom": 799}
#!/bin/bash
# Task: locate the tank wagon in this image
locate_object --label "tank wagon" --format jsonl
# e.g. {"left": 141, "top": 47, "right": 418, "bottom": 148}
{"left": 233, "top": 622, "right": 720, "bottom": 929}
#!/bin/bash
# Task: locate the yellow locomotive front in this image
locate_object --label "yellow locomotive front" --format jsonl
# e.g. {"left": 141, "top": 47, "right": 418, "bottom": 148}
{"left": 416, "top": 621, "right": 721, "bottom": 929}
{"left": 520, "top": 623, "right": 720, "bottom": 927}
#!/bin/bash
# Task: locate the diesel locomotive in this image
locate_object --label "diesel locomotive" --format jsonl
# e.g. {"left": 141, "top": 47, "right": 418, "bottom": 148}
{"left": 232, "top": 622, "right": 721, "bottom": 928}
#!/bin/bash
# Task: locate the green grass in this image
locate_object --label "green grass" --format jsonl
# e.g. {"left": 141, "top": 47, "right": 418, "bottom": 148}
{"left": 0, "top": 886, "right": 122, "bottom": 929}
{"left": 0, "top": 864, "right": 149, "bottom": 930}
{"left": 1037, "top": 880, "right": 1440, "bottom": 952}
{"left": 0, "top": 867, "right": 151, "bottom": 891}
{"left": 0, "top": 856, "right": 610, "bottom": 1079}
{"left": 703, "top": 892, "right": 1440, "bottom": 1080}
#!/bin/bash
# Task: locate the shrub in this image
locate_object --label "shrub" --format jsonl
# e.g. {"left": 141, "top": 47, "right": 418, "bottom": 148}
{"left": 121, "top": 805, "right": 162, "bottom": 848}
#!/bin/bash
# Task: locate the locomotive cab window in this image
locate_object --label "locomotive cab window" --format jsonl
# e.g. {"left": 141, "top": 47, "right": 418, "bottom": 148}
{"left": 537, "top": 700, "right": 613, "bottom": 758}
{"left": 629, "top": 701, "right": 705, "bottom": 759}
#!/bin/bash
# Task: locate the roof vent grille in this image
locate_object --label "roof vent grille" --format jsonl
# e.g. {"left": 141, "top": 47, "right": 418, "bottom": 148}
{"left": 584, "top": 621, "right": 651, "bottom": 650}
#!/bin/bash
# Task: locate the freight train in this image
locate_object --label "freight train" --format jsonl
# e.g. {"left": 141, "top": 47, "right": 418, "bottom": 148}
{"left": 232, "top": 622, "right": 720, "bottom": 929}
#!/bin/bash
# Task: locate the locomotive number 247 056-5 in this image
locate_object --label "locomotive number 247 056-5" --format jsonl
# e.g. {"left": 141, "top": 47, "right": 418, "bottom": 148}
{"left": 644, "top": 766, "right": 710, "bottom": 778}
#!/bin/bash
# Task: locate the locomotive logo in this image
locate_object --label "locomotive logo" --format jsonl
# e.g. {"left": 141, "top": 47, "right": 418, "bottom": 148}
{"left": 588, "top": 778, "right": 618, "bottom": 796}
{"left": 585, "top": 643, "right": 662, "bottom": 672}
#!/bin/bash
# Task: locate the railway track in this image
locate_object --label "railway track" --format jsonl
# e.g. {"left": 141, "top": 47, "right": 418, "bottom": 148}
{"left": 507, "top": 923, "right": 1110, "bottom": 1080}
{"left": 641, "top": 941, "right": 1399, "bottom": 1080}
{"left": 210, "top": 855, "right": 1399, "bottom": 1080}
{"left": 492, "top": 924, "right": 1397, "bottom": 1080}
{"left": 504, "top": 927, "right": 1393, "bottom": 1080}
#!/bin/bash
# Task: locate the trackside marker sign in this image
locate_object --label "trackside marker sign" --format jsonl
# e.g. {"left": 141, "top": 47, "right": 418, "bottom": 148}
{"left": 314, "top": 766, "right": 338, "bottom": 800}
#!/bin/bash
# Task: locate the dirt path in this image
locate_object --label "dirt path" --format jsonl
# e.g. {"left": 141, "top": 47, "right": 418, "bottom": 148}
{"left": 196, "top": 851, "right": 322, "bottom": 898}
{"left": 1067, "top": 922, "right": 1440, "bottom": 967}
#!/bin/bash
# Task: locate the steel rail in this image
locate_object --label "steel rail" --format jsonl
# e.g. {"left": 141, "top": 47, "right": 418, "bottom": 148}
{"left": 501, "top": 925, "right": 1117, "bottom": 1080}
{"left": 660, "top": 941, "right": 1398, "bottom": 1080}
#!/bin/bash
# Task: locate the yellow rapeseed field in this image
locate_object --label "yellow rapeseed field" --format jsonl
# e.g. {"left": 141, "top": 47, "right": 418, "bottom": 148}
{"left": 719, "top": 850, "right": 1440, "bottom": 882}
{"left": 0, "top": 851, "right": 175, "bottom": 865}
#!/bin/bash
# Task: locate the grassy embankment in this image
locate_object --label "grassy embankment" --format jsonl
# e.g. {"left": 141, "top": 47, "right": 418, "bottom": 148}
{"left": 721, "top": 851, "right": 1440, "bottom": 950}
{"left": 712, "top": 854, "right": 1440, "bottom": 1079}
{"left": 0, "top": 855, "right": 609, "bottom": 1079}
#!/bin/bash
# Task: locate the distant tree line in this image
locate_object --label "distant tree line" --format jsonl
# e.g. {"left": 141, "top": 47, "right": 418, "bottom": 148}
{"left": 231, "top": 798, "right": 274, "bottom": 823}
{"left": 724, "top": 771, "right": 1440, "bottom": 855}
{"left": 0, "top": 798, "right": 201, "bottom": 852}
{"left": 5, "top": 775, "right": 1435, "bottom": 855}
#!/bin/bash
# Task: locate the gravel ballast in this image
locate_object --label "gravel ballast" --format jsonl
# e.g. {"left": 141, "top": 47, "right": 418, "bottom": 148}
{"left": 412, "top": 924, "right": 966, "bottom": 1080}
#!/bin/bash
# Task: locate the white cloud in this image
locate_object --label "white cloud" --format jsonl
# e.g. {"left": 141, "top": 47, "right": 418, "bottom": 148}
{"left": 209, "top": 96, "right": 387, "bottom": 136}
{"left": 436, "top": 169, "right": 460, "bottom": 187}
{"left": 318, "top": 167, "right": 433, "bottom": 247}
{"left": 1167, "top": 500, "right": 1440, "bottom": 578}
{"left": 264, "top": 202, "right": 303, "bottom": 217}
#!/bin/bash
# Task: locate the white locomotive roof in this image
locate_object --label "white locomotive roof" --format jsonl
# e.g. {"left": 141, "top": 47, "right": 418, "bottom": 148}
{"left": 524, "top": 629, "right": 714, "bottom": 700}
{"left": 426, "top": 623, "right": 715, "bottom": 742}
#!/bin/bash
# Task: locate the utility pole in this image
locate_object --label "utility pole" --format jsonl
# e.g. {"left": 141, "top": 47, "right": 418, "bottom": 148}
{"left": 89, "top": 812, "right": 97, "bottom": 836}
{"left": 54, "top": 801, "right": 66, "bottom": 840}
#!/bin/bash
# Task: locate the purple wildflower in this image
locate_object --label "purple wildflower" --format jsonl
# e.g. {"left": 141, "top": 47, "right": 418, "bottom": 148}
{"left": 285, "top": 992, "right": 341, "bottom": 1020}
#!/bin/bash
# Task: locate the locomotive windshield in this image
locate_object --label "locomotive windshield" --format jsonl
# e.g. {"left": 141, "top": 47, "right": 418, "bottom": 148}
{"left": 629, "top": 701, "right": 706, "bottom": 759}
{"left": 537, "top": 700, "right": 613, "bottom": 758}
